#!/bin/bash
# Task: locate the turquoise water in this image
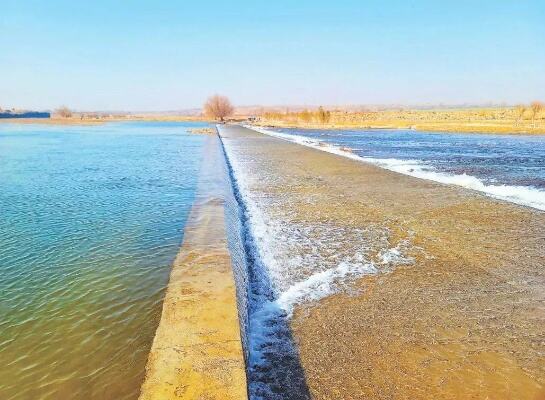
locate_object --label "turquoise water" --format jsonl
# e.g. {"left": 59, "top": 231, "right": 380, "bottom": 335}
{"left": 0, "top": 122, "right": 207, "bottom": 399}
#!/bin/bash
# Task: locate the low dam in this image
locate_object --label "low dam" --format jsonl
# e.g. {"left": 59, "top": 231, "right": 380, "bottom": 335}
{"left": 138, "top": 133, "right": 248, "bottom": 400}
{"left": 141, "top": 125, "right": 544, "bottom": 400}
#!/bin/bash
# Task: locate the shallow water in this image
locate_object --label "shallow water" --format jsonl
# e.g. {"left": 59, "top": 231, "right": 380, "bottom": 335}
{"left": 222, "top": 125, "right": 545, "bottom": 400}
{"left": 0, "top": 122, "right": 207, "bottom": 400}
{"left": 219, "top": 125, "right": 416, "bottom": 400}
{"left": 254, "top": 126, "right": 545, "bottom": 210}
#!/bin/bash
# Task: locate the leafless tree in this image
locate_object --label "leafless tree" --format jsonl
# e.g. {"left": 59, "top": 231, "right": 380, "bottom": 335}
{"left": 317, "top": 106, "right": 331, "bottom": 124}
{"left": 299, "top": 109, "right": 312, "bottom": 123}
{"left": 203, "top": 95, "right": 234, "bottom": 122}
{"left": 530, "top": 101, "right": 543, "bottom": 127}
{"left": 56, "top": 106, "right": 72, "bottom": 118}
{"left": 515, "top": 105, "right": 526, "bottom": 124}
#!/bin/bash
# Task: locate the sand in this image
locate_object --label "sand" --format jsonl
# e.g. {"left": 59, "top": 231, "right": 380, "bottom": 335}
{"left": 138, "top": 134, "right": 247, "bottom": 400}
{"left": 219, "top": 125, "right": 545, "bottom": 399}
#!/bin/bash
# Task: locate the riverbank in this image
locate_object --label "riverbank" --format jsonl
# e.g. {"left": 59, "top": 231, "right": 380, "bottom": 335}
{"left": 219, "top": 125, "right": 544, "bottom": 399}
{"left": 256, "top": 107, "right": 545, "bottom": 135}
{"left": 256, "top": 119, "right": 545, "bottom": 135}
{"left": 139, "top": 134, "right": 247, "bottom": 400}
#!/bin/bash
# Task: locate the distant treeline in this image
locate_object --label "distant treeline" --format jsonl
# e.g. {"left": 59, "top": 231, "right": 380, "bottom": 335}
{"left": 0, "top": 111, "right": 50, "bottom": 119}
{"left": 263, "top": 106, "right": 332, "bottom": 124}
{"left": 261, "top": 103, "right": 545, "bottom": 125}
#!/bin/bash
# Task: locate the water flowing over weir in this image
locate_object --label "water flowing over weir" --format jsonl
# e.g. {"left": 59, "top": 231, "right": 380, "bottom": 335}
{"left": 138, "top": 134, "right": 247, "bottom": 400}
{"left": 219, "top": 129, "right": 311, "bottom": 400}
{"left": 220, "top": 125, "right": 545, "bottom": 400}
{"left": 218, "top": 125, "right": 418, "bottom": 399}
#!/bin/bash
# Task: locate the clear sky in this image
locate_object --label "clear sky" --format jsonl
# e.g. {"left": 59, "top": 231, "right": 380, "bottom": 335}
{"left": 1, "top": 0, "right": 544, "bottom": 111}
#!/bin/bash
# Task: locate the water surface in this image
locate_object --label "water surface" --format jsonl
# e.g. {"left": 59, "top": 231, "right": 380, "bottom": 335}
{"left": 0, "top": 121, "right": 207, "bottom": 399}
{"left": 255, "top": 127, "right": 545, "bottom": 210}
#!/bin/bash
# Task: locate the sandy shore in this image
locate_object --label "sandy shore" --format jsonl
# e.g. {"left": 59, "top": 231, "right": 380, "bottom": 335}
{"left": 138, "top": 134, "right": 247, "bottom": 400}
{"left": 219, "top": 125, "right": 544, "bottom": 399}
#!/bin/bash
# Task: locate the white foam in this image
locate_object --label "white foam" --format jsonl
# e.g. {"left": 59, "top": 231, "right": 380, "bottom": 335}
{"left": 379, "top": 240, "right": 414, "bottom": 266}
{"left": 220, "top": 124, "right": 420, "bottom": 398}
{"left": 246, "top": 125, "right": 545, "bottom": 211}
{"left": 220, "top": 124, "right": 417, "bottom": 313}
{"left": 276, "top": 255, "right": 377, "bottom": 316}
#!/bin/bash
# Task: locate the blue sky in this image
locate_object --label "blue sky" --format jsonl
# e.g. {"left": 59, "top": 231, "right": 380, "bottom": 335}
{"left": 1, "top": 0, "right": 544, "bottom": 111}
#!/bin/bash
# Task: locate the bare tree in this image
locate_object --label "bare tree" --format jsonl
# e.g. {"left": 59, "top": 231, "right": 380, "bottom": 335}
{"left": 317, "top": 106, "right": 331, "bottom": 124}
{"left": 203, "top": 95, "right": 234, "bottom": 122}
{"left": 299, "top": 109, "right": 312, "bottom": 123}
{"left": 530, "top": 101, "right": 543, "bottom": 127}
{"left": 515, "top": 105, "right": 526, "bottom": 124}
{"left": 56, "top": 106, "right": 72, "bottom": 118}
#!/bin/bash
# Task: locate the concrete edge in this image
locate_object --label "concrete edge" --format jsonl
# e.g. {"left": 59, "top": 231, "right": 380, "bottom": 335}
{"left": 138, "top": 133, "right": 248, "bottom": 400}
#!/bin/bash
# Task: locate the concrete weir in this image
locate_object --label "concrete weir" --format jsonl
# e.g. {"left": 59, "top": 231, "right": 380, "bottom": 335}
{"left": 139, "top": 133, "right": 248, "bottom": 400}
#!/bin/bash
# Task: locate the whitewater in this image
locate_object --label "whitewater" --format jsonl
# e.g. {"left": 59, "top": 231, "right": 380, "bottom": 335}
{"left": 218, "top": 125, "right": 417, "bottom": 400}
{"left": 246, "top": 125, "right": 545, "bottom": 211}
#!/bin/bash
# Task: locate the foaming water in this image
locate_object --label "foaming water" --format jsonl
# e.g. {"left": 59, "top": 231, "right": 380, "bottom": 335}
{"left": 0, "top": 122, "right": 207, "bottom": 400}
{"left": 247, "top": 125, "right": 545, "bottom": 211}
{"left": 219, "top": 125, "right": 414, "bottom": 399}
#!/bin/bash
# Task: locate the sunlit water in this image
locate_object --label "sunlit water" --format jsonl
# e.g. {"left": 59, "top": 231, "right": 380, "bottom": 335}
{"left": 251, "top": 126, "right": 545, "bottom": 210}
{"left": 222, "top": 125, "right": 545, "bottom": 399}
{"left": 220, "top": 125, "right": 416, "bottom": 400}
{"left": 0, "top": 122, "right": 207, "bottom": 400}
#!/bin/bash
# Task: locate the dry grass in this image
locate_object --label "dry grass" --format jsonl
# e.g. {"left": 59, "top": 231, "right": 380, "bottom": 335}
{"left": 257, "top": 107, "right": 545, "bottom": 135}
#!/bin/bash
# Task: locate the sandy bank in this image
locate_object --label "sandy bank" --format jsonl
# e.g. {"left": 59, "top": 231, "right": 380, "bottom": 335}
{"left": 219, "top": 125, "right": 544, "bottom": 399}
{"left": 138, "top": 134, "right": 247, "bottom": 400}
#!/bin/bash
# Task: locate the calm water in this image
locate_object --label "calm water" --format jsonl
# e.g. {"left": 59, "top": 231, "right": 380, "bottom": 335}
{"left": 0, "top": 122, "right": 207, "bottom": 399}
{"left": 260, "top": 127, "right": 545, "bottom": 210}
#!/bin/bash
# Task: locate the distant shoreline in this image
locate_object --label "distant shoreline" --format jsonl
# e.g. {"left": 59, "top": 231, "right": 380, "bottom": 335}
{"left": 254, "top": 107, "right": 545, "bottom": 135}
{"left": 0, "top": 116, "right": 212, "bottom": 126}
{"left": 2, "top": 107, "right": 544, "bottom": 135}
{"left": 254, "top": 120, "right": 545, "bottom": 135}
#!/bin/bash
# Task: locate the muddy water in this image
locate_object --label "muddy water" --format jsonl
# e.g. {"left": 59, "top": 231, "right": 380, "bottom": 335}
{"left": 220, "top": 125, "right": 545, "bottom": 400}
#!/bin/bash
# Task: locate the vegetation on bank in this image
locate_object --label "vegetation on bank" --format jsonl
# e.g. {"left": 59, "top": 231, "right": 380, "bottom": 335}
{"left": 203, "top": 95, "right": 234, "bottom": 122}
{"left": 3, "top": 100, "right": 544, "bottom": 135}
{"left": 258, "top": 102, "right": 545, "bottom": 134}
{"left": 55, "top": 106, "right": 72, "bottom": 118}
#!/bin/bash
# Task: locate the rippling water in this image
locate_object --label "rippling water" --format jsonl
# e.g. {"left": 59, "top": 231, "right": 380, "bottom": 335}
{"left": 0, "top": 122, "right": 207, "bottom": 400}
{"left": 251, "top": 126, "right": 545, "bottom": 210}
{"left": 220, "top": 125, "right": 418, "bottom": 400}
